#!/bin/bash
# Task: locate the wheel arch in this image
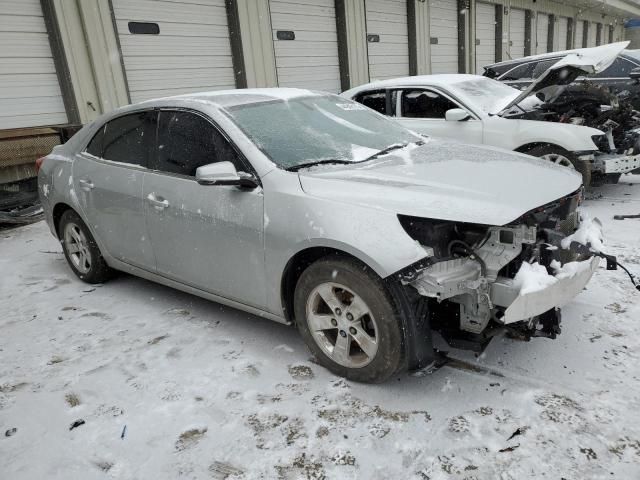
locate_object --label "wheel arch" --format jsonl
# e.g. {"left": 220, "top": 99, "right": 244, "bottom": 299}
{"left": 52, "top": 202, "right": 74, "bottom": 238}
{"left": 515, "top": 142, "right": 569, "bottom": 154}
{"left": 280, "top": 246, "right": 435, "bottom": 371}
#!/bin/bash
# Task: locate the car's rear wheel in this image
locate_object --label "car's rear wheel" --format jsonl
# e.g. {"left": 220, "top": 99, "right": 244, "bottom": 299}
{"left": 527, "top": 145, "right": 592, "bottom": 187}
{"left": 59, "top": 209, "right": 112, "bottom": 284}
{"left": 294, "top": 256, "right": 404, "bottom": 383}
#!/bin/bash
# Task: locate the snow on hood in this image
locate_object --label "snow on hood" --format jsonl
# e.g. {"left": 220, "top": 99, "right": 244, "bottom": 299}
{"left": 298, "top": 138, "right": 582, "bottom": 226}
{"left": 497, "top": 41, "right": 629, "bottom": 114}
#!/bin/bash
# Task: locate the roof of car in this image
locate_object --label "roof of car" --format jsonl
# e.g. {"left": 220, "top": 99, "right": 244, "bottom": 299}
{"left": 349, "top": 74, "right": 483, "bottom": 91}
{"left": 486, "top": 47, "right": 636, "bottom": 69}
{"left": 147, "top": 88, "right": 325, "bottom": 108}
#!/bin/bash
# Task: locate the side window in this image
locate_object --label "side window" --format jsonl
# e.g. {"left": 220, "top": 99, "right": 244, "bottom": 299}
{"left": 102, "top": 111, "right": 157, "bottom": 166}
{"left": 400, "top": 89, "right": 459, "bottom": 119}
{"left": 155, "top": 111, "right": 242, "bottom": 177}
{"left": 354, "top": 90, "right": 388, "bottom": 115}
{"left": 532, "top": 59, "right": 560, "bottom": 79}
{"left": 85, "top": 125, "right": 105, "bottom": 157}
{"left": 500, "top": 62, "right": 536, "bottom": 81}
{"left": 595, "top": 58, "right": 637, "bottom": 78}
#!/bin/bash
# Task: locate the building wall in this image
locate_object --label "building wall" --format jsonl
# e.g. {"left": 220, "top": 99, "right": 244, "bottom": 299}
{"left": 0, "top": 0, "right": 638, "bottom": 136}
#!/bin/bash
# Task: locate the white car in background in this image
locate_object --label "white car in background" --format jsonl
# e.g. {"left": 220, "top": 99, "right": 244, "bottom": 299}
{"left": 342, "top": 42, "right": 640, "bottom": 187}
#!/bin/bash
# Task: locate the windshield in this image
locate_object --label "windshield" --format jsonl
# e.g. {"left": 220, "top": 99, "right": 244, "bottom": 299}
{"left": 224, "top": 94, "right": 420, "bottom": 170}
{"left": 449, "top": 77, "right": 521, "bottom": 114}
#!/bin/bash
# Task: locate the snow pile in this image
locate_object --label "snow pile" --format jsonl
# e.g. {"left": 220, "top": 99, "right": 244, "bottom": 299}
{"left": 514, "top": 258, "right": 594, "bottom": 295}
{"left": 561, "top": 212, "right": 604, "bottom": 252}
{"left": 513, "top": 262, "right": 558, "bottom": 295}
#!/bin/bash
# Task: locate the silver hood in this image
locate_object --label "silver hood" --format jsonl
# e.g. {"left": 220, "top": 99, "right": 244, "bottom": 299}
{"left": 298, "top": 139, "right": 582, "bottom": 226}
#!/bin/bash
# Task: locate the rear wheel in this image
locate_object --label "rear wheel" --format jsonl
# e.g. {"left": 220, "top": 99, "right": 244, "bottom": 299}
{"left": 59, "top": 209, "right": 112, "bottom": 284}
{"left": 526, "top": 145, "right": 592, "bottom": 188}
{"left": 293, "top": 256, "right": 404, "bottom": 383}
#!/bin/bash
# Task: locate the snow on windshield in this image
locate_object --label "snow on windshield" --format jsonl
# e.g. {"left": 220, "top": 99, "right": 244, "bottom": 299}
{"left": 449, "top": 77, "right": 521, "bottom": 114}
{"left": 224, "top": 95, "right": 419, "bottom": 169}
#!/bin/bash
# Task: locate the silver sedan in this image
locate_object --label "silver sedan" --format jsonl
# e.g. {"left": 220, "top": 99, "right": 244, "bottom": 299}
{"left": 38, "top": 89, "right": 599, "bottom": 383}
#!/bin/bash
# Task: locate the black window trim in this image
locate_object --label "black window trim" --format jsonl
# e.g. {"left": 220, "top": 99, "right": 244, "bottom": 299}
{"left": 353, "top": 89, "right": 393, "bottom": 116}
{"left": 81, "top": 108, "right": 158, "bottom": 171}
{"left": 149, "top": 107, "right": 261, "bottom": 185}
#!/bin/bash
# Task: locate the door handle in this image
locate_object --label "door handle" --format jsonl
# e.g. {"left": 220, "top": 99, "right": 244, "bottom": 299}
{"left": 78, "top": 179, "right": 94, "bottom": 191}
{"left": 146, "top": 193, "right": 169, "bottom": 210}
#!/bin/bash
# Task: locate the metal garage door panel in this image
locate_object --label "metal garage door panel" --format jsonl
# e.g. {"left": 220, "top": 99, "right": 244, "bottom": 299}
{"left": 429, "top": 0, "right": 458, "bottom": 74}
{"left": 270, "top": 0, "right": 341, "bottom": 93}
{"left": 365, "top": 0, "right": 409, "bottom": 81}
{"left": 0, "top": 0, "right": 67, "bottom": 129}
{"left": 509, "top": 8, "right": 526, "bottom": 59}
{"left": 475, "top": 3, "right": 495, "bottom": 73}
{"left": 557, "top": 17, "right": 568, "bottom": 51}
{"left": 575, "top": 20, "right": 584, "bottom": 48}
{"left": 536, "top": 13, "right": 549, "bottom": 54}
{"left": 112, "top": 0, "right": 235, "bottom": 103}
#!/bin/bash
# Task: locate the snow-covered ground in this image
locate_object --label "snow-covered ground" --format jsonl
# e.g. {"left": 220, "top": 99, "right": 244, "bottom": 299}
{"left": 1, "top": 178, "right": 640, "bottom": 480}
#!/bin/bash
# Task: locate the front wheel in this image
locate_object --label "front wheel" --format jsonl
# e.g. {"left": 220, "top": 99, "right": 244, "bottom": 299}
{"left": 293, "top": 256, "right": 405, "bottom": 383}
{"left": 526, "top": 145, "right": 592, "bottom": 188}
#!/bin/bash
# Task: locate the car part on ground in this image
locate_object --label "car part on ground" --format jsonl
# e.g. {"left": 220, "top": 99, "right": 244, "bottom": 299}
{"left": 38, "top": 88, "right": 615, "bottom": 382}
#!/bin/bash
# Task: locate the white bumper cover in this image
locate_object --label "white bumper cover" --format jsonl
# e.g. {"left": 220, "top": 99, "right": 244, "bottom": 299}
{"left": 491, "top": 256, "right": 600, "bottom": 324}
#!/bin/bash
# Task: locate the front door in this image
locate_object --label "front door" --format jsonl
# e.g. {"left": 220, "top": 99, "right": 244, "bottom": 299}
{"left": 143, "top": 110, "right": 266, "bottom": 308}
{"left": 395, "top": 88, "right": 483, "bottom": 144}
{"left": 73, "top": 111, "right": 157, "bottom": 269}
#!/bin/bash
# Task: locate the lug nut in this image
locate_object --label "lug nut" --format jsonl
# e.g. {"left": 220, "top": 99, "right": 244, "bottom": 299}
{"left": 335, "top": 308, "right": 342, "bottom": 316}
{"left": 349, "top": 327, "right": 357, "bottom": 335}
{"left": 339, "top": 330, "right": 347, "bottom": 337}
{"left": 331, "top": 318, "right": 337, "bottom": 327}
{"left": 346, "top": 313, "right": 353, "bottom": 321}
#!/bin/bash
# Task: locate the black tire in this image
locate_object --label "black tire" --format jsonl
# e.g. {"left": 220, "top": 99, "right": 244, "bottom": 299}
{"left": 58, "top": 209, "right": 112, "bottom": 284}
{"left": 526, "top": 145, "right": 592, "bottom": 188}
{"left": 293, "top": 256, "right": 405, "bottom": 383}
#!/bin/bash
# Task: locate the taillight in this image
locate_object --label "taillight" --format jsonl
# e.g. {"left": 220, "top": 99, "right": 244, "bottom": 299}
{"left": 35, "top": 156, "right": 46, "bottom": 173}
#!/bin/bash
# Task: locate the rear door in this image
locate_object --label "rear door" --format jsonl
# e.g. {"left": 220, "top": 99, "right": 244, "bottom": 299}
{"left": 74, "top": 111, "right": 157, "bottom": 269}
{"left": 395, "top": 88, "right": 483, "bottom": 144}
{"left": 143, "top": 109, "right": 266, "bottom": 308}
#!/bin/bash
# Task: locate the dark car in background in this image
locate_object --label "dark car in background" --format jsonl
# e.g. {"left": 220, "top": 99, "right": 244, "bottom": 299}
{"left": 483, "top": 48, "right": 640, "bottom": 105}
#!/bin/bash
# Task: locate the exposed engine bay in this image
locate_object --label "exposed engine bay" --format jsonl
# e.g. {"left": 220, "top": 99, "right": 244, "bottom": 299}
{"left": 398, "top": 189, "right": 600, "bottom": 352}
{"left": 505, "top": 82, "right": 640, "bottom": 179}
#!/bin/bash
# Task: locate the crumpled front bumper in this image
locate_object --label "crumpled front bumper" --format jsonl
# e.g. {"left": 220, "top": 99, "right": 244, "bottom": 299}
{"left": 592, "top": 153, "right": 640, "bottom": 174}
{"left": 490, "top": 256, "right": 600, "bottom": 324}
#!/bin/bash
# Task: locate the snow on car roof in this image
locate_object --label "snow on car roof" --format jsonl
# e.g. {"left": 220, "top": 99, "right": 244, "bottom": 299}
{"left": 355, "top": 74, "right": 481, "bottom": 90}
{"left": 157, "top": 88, "right": 323, "bottom": 108}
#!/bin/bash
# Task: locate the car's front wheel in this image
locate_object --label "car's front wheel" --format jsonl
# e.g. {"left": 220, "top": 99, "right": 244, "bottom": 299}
{"left": 527, "top": 145, "right": 592, "bottom": 187}
{"left": 294, "top": 256, "right": 404, "bottom": 383}
{"left": 59, "top": 209, "right": 112, "bottom": 284}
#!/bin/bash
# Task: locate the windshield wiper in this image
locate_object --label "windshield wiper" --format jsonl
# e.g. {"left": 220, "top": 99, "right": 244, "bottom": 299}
{"left": 363, "top": 140, "right": 425, "bottom": 162}
{"left": 286, "top": 159, "right": 353, "bottom": 172}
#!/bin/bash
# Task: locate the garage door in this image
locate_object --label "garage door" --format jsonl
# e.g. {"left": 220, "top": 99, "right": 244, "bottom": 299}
{"left": 475, "top": 3, "right": 495, "bottom": 73}
{"left": 557, "top": 16, "right": 568, "bottom": 51}
{"left": 509, "top": 8, "right": 526, "bottom": 59}
{"left": 575, "top": 20, "right": 584, "bottom": 48}
{"left": 429, "top": 0, "right": 458, "bottom": 73}
{"left": 365, "top": 0, "right": 409, "bottom": 81}
{"left": 0, "top": 0, "right": 67, "bottom": 129}
{"left": 270, "top": 0, "right": 341, "bottom": 92}
{"left": 536, "top": 13, "right": 549, "bottom": 54}
{"left": 112, "top": 0, "right": 235, "bottom": 103}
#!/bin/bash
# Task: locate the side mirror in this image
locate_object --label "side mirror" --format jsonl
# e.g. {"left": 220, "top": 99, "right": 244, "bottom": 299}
{"left": 195, "top": 161, "right": 258, "bottom": 188}
{"left": 629, "top": 67, "right": 640, "bottom": 80}
{"left": 445, "top": 108, "right": 471, "bottom": 121}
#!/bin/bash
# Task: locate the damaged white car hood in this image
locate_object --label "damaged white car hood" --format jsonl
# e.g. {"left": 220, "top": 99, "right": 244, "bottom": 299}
{"left": 298, "top": 139, "right": 582, "bottom": 226}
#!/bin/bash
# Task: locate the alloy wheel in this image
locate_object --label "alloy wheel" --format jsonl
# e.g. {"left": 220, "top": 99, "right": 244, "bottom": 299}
{"left": 305, "top": 282, "right": 378, "bottom": 368}
{"left": 541, "top": 153, "right": 575, "bottom": 169}
{"left": 64, "top": 222, "right": 91, "bottom": 274}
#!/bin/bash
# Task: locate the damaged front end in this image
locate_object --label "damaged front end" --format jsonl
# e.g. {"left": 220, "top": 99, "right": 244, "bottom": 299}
{"left": 398, "top": 189, "right": 600, "bottom": 352}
